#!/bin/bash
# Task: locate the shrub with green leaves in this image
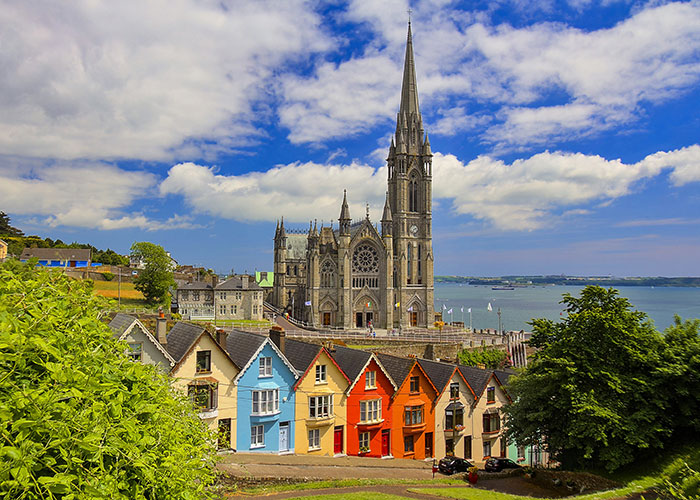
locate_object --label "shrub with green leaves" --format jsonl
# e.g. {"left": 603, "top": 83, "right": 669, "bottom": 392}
{"left": 0, "top": 261, "right": 216, "bottom": 499}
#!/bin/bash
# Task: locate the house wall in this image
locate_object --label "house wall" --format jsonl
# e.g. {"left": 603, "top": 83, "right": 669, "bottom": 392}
{"left": 293, "top": 351, "right": 348, "bottom": 456}
{"left": 170, "top": 335, "right": 238, "bottom": 448}
{"left": 465, "top": 375, "right": 510, "bottom": 466}
{"left": 345, "top": 358, "right": 394, "bottom": 457}
{"left": 389, "top": 365, "right": 437, "bottom": 460}
{"left": 121, "top": 323, "right": 171, "bottom": 370}
{"left": 433, "top": 373, "right": 474, "bottom": 459}
{"left": 236, "top": 343, "right": 297, "bottom": 453}
{"left": 216, "top": 289, "right": 264, "bottom": 321}
{"left": 0, "top": 241, "right": 7, "bottom": 260}
{"left": 178, "top": 289, "right": 214, "bottom": 319}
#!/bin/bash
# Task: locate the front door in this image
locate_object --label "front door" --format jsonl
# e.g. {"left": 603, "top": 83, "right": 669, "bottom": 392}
{"left": 322, "top": 312, "right": 331, "bottom": 325}
{"left": 279, "top": 422, "right": 289, "bottom": 452}
{"left": 356, "top": 312, "right": 363, "bottom": 327}
{"left": 217, "top": 418, "right": 231, "bottom": 449}
{"left": 410, "top": 312, "right": 418, "bottom": 326}
{"left": 465, "top": 435, "right": 472, "bottom": 459}
{"left": 334, "top": 426, "right": 343, "bottom": 455}
{"left": 425, "top": 432, "right": 433, "bottom": 458}
{"left": 381, "top": 430, "right": 390, "bottom": 457}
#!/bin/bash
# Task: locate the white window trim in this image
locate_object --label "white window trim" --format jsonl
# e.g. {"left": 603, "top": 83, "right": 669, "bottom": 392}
{"left": 259, "top": 357, "right": 272, "bottom": 377}
{"left": 365, "top": 370, "right": 376, "bottom": 389}
{"left": 251, "top": 425, "right": 265, "bottom": 449}
{"left": 315, "top": 364, "right": 327, "bottom": 384}
{"left": 308, "top": 394, "right": 333, "bottom": 419}
{"left": 308, "top": 428, "right": 321, "bottom": 450}
{"left": 252, "top": 389, "right": 280, "bottom": 416}
{"left": 359, "top": 399, "right": 382, "bottom": 423}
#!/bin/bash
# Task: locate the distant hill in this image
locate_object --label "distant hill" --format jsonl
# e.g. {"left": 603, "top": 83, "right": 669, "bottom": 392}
{"left": 435, "top": 275, "right": 700, "bottom": 287}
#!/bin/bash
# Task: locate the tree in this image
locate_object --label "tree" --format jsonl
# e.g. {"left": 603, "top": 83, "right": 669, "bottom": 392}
{"left": 130, "top": 242, "right": 176, "bottom": 306}
{"left": 0, "top": 260, "right": 215, "bottom": 499}
{"left": 0, "top": 211, "right": 24, "bottom": 236}
{"left": 458, "top": 346, "right": 508, "bottom": 369}
{"left": 503, "top": 286, "right": 668, "bottom": 472}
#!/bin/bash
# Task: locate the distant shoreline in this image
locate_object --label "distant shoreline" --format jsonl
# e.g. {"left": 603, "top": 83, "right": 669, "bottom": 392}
{"left": 435, "top": 276, "right": 700, "bottom": 287}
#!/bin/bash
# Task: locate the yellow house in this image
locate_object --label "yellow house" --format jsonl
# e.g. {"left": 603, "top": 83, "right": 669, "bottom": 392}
{"left": 166, "top": 323, "right": 239, "bottom": 449}
{"left": 284, "top": 339, "right": 350, "bottom": 456}
{"left": 0, "top": 239, "right": 7, "bottom": 261}
{"left": 458, "top": 366, "right": 511, "bottom": 465}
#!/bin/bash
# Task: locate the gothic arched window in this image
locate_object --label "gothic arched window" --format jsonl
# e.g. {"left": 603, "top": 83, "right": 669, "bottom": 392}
{"left": 320, "top": 260, "right": 335, "bottom": 288}
{"left": 409, "top": 173, "right": 419, "bottom": 212}
{"left": 351, "top": 244, "right": 380, "bottom": 288}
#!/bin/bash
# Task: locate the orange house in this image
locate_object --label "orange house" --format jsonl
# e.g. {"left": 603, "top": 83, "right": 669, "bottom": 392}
{"left": 377, "top": 353, "right": 438, "bottom": 460}
{"left": 331, "top": 345, "right": 397, "bottom": 458}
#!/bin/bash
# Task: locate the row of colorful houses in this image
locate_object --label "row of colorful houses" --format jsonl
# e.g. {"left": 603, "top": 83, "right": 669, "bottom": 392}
{"left": 108, "top": 314, "right": 546, "bottom": 466}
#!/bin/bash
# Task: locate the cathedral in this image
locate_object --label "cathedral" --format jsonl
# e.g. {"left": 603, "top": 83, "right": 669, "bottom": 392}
{"left": 272, "top": 23, "right": 434, "bottom": 329}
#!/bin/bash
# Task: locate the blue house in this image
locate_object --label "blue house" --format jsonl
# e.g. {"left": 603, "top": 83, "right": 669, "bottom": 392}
{"left": 20, "top": 248, "right": 91, "bottom": 267}
{"left": 225, "top": 328, "right": 298, "bottom": 453}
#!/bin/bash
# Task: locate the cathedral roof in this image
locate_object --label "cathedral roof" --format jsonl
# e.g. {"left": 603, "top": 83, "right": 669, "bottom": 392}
{"left": 399, "top": 22, "right": 421, "bottom": 121}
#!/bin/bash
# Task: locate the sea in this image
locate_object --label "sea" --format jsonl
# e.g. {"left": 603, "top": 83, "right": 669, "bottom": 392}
{"left": 434, "top": 283, "right": 700, "bottom": 333}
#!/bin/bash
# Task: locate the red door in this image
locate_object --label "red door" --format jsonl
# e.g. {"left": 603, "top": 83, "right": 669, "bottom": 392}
{"left": 334, "top": 426, "right": 343, "bottom": 455}
{"left": 381, "top": 430, "right": 390, "bottom": 457}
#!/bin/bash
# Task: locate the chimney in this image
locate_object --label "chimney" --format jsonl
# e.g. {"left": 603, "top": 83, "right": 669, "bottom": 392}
{"left": 156, "top": 308, "right": 167, "bottom": 345}
{"left": 425, "top": 344, "right": 435, "bottom": 360}
{"left": 269, "top": 325, "right": 285, "bottom": 355}
{"left": 216, "top": 328, "right": 228, "bottom": 347}
{"left": 242, "top": 275, "right": 249, "bottom": 289}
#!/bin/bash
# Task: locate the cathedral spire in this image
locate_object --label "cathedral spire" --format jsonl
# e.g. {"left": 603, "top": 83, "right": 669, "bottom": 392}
{"left": 399, "top": 22, "right": 421, "bottom": 120}
{"left": 339, "top": 190, "right": 351, "bottom": 235}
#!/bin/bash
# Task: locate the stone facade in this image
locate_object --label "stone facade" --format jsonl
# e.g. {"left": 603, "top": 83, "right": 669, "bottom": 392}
{"left": 177, "top": 275, "right": 263, "bottom": 321}
{"left": 272, "top": 24, "right": 434, "bottom": 329}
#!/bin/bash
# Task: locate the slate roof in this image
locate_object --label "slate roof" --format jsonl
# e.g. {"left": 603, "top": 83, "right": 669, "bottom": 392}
{"left": 20, "top": 247, "right": 91, "bottom": 261}
{"left": 284, "top": 338, "right": 322, "bottom": 373}
{"left": 418, "top": 358, "right": 457, "bottom": 395}
{"left": 108, "top": 313, "right": 137, "bottom": 337}
{"left": 178, "top": 281, "right": 213, "bottom": 290}
{"left": 216, "top": 276, "right": 262, "bottom": 290}
{"left": 225, "top": 330, "right": 267, "bottom": 369}
{"left": 376, "top": 353, "right": 414, "bottom": 388}
{"left": 331, "top": 345, "right": 372, "bottom": 383}
{"left": 165, "top": 322, "right": 207, "bottom": 362}
{"left": 494, "top": 369, "right": 516, "bottom": 386}
{"left": 458, "top": 365, "right": 492, "bottom": 397}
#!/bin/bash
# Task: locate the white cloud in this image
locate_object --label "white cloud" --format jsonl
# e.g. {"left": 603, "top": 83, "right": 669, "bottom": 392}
{"left": 0, "top": 0, "right": 329, "bottom": 160}
{"left": 0, "top": 159, "right": 190, "bottom": 230}
{"left": 160, "top": 144, "right": 700, "bottom": 230}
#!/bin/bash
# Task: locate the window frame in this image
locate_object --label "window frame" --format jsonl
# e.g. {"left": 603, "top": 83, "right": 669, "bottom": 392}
{"left": 365, "top": 370, "right": 377, "bottom": 389}
{"left": 486, "top": 386, "right": 496, "bottom": 404}
{"left": 404, "top": 435, "right": 414, "bottom": 454}
{"left": 127, "top": 342, "right": 143, "bottom": 362}
{"left": 196, "top": 350, "right": 212, "bottom": 373}
{"left": 315, "top": 364, "right": 327, "bottom": 384}
{"left": 449, "top": 382, "right": 460, "bottom": 399}
{"left": 308, "top": 428, "right": 320, "bottom": 450}
{"left": 309, "top": 394, "right": 333, "bottom": 419}
{"left": 359, "top": 431, "right": 370, "bottom": 451}
{"left": 359, "top": 399, "right": 382, "bottom": 423}
{"left": 409, "top": 376, "right": 419, "bottom": 393}
{"left": 251, "top": 424, "right": 265, "bottom": 448}
{"left": 404, "top": 405, "right": 424, "bottom": 426}
{"left": 188, "top": 383, "right": 217, "bottom": 411}
{"left": 259, "top": 357, "right": 272, "bottom": 377}
{"left": 252, "top": 389, "right": 279, "bottom": 415}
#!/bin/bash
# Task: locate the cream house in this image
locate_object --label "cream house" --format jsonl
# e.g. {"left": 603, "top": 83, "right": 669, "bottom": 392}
{"left": 166, "top": 323, "right": 240, "bottom": 449}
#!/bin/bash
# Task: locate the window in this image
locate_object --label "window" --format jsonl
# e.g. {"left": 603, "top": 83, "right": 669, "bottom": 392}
{"left": 188, "top": 383, "right": 217, "bottom": 411}
{"left": 220, "top": 292, "right": 226, "bottom": 300}
{"left": 193, "top": 292, "right": 200, "bottom": 301}
{"left": 365, "top": 371, "right": 376, "bottom": 389}
{"left": 309, "top": 395, "right": 333, "bottom": 418}
{"left": 450, "top": 382, "right": 460, "bottom": 399}
{"left": 235, "top": 292, "right": 242, "bottom": 300}
{"left": 252, "top": 389, "right": 279, "bottom": 415}
{"left": 219, "top": 305, "right": 226, "bottom": 314}
{"left": 218, "top": 418, "right": 231, "bottom": 449}
{"left": 483, "top": 413, "right": 501, "bottom": 433}
{"left": 259, "top": 357, "right": 272, "bottom": 377}
{"left": 360, "top": 400, "right": 382, "bottom": 423}
{"left": 308, "top": 429, "right": 320, "bottom": 450}
{"left": 487, "top": 386, "right": 495, "bottom": 403}
{"left": 409, "top": 376, "right": 419, "bottom": 393}
{"left": 251, "top": 425, "right": 264, "bottom": 448}
{"left": 196, "top": 350, "right": 211, "bottom": 372}
{"left": 446, "top": 438, "right": 454, "bottom": 455}
{"left": 404, "top": 405, "right": 423, "bottom": 425}
{"left": 517, "top": 445, "right": 525, "bottom": 460}
{"left": 233, "top": 305, "right": 237, "bottom": 314}
{"left": 409, "top": 174, "right": 419, "bottom": 212}
{"left": 315, "top": 364, "right": 327, "bottom": 384}
{"left": 253, "top": 305, "right": 258, "bottom": 314}
{"left": 127, "top": 342, "right": 142, "bottom": 362}
{"left": 359, "top": 432, "right": 370, "bottom": 451}
{"left": 445, "top": 406, "right": 464, "bottom": 430}
{"left": 320, "top": 260, "right": 335, "bottom": 288}
{"left": 404, "top": 435, "right": 414, "bottom": 453}
{"left": 180, "top": 291, "right": 189, "bottom": 300}
{"left": 483, "top": 440, "right": 491, "bottom": 458}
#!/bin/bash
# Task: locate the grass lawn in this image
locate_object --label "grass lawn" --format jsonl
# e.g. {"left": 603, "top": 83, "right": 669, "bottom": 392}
{"left": 92, "top": 280, "right": 144, "bottom": 300}
{"left": 285, "top": 494, "right": 409, "bottom": 500}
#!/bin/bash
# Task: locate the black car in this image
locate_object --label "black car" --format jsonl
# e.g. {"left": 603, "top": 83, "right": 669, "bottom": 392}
{"left": 484, "top": 457, "right": 522, "bottom": 472}
{"left": 438, "top": 456, "right": 474, "bottom": 475}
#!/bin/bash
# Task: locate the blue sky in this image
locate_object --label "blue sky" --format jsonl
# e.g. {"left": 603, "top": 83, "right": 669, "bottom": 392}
{"left": 2, "top": 0, "right": 699, "bottom": 277}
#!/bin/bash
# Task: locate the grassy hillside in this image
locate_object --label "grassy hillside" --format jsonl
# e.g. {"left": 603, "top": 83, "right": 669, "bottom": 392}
{"left": 92, "top": 280, "right": 149, "bottom": 308}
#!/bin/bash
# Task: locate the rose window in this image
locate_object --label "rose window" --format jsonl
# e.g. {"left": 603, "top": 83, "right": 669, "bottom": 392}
{"left": 352, "top": 245, "right": 379, "bottom": 274}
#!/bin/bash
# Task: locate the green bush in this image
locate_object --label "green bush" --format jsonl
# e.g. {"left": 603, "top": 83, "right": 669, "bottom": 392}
{"left": 102, "top": 271, "right": 115, "bottom": 281}
{"left": 0, "top": 261, "right": 216, "bottom": 499}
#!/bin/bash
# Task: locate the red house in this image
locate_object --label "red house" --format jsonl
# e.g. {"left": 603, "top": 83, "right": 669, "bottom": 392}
{"left": 331, "top": 345, "right": 397, "bottom": 458}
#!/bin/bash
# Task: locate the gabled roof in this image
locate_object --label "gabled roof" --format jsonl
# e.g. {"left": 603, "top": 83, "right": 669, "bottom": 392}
{"left": 285, "top": 339, "right": 350, "bottom": 390}
{"left": 20, "top": 247, "right": 91, "bottom": 261}
{"left": 226, "top": 330, "right": 299, "bottom": 384}
{"left": 458, "top": 365, "right": 493, "bottom": 399}
{"left": 255, "top": 271, "right": 274, "bottom": 288}
{"left": 164, "top": 322, "right": 208, "bottom": 362}
{"left": 108, "top": 313, "right": 175, "bottom": 367}
{"left": 332, "top": 345, "right": 397, "bottom": 394}
{"left": 178, "top": 281, "right": 213, "bottom": 290}
{"left": 376, "top": 352, "right": 414, "bottom": 390}
{"left": 216, "top": 276, "right": 262, "bottom": 290}
{"left": 493, "top": 369, "right": 516, "bottom": 402}
{"left": 418, "top": 358, "right": 459, "bottom": 395}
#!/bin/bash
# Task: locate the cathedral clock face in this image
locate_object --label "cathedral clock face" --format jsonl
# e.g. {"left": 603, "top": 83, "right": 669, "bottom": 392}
{"left": 410, "top": 224, "right": 419, "bottom": 236}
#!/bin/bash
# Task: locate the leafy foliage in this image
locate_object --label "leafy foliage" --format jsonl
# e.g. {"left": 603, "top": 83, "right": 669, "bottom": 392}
{"left": 458, "top": 347, "right": 508, "bottom": 369}
{"left": 0, "top": 261, "right": 215, "bottom": 499}
{"left": 503, "top": 286, "right": 671, "bottom": 472}
{"left": 130, "top": 242, "right": 176, "bottom": 306}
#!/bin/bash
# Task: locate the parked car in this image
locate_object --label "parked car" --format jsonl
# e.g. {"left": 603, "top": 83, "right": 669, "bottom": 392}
{"left": 484, "top": 457, "right": 522, "bottom": 472}
{"left": 438, "top": 456, "right": 474, "bottom": 475}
